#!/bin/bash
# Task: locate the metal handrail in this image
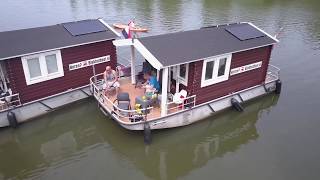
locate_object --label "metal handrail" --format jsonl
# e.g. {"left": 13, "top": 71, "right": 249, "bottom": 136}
{"left": 90, "top": 74, "right": 155, "bottom": 120}
{"left": 166, "top": 95, "right": 197, "bottom": 114}
{"left": 268, "top": 64, "right": 280, "bottom": 75}
{"left": 0, "top": 93, "right": 21, "bottom": 112}
{"left": 266, "top": 64, "right": 280, "bottom": 83}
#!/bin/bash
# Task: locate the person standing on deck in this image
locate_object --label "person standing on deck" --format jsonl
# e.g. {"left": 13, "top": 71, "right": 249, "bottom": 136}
{"left": 103, "top": 66, "right": 120, "bottom": 95}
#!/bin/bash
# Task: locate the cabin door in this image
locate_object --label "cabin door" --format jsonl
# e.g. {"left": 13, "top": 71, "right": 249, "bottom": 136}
{"left": 0, "top": 62, "right": 8, "bottom": 92}
{"left": 170, "top": 64, "right": 188, "bottom": 93}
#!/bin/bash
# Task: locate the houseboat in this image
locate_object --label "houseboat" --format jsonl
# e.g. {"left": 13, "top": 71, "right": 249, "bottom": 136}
{"left": 90, "top": 22, "right": 281, "bottom": 131}
{"left": 0, "top": 18, "right": 120, "bottom": 127}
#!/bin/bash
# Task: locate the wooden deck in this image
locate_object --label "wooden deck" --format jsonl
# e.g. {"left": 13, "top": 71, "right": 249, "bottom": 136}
{"left": 102, "top": 78, "right": 162, "bottom": 122}
{"left": 99, "top": 72, "right": 277, "bottom": 124}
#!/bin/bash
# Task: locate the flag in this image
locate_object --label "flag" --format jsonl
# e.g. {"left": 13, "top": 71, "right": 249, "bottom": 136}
{"left": 121, "top": 20, "right": 135, "bottom": 39}
{"left": 121, "top": 28, "right": 130, "bottom": 39}
{"left": 128, "top": 20, "right": 135, "bottom": 30}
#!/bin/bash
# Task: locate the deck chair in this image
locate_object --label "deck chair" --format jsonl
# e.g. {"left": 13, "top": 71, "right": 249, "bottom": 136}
{"left": 173, "top": 89, "right": 188, "bottom": 110}
{"left": 113, "top": 92, "right": 131, "bottom": 117}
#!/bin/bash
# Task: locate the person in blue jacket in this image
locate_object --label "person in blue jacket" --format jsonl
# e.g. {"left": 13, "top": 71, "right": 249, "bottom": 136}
{"left": 143, "top": 71, "right": 160, "bottom": 94}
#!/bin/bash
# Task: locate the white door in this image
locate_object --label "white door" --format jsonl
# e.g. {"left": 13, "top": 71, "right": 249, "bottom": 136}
{"left": 171, "top": 64, "right": 189, "bottom": 93}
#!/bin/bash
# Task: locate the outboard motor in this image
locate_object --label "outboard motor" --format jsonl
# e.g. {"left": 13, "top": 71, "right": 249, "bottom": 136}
{"left": 144, "top": 122, "right": 152, "bottom": 144}
{"left": 231, "top": 98, "right": 244, "bottom": 112}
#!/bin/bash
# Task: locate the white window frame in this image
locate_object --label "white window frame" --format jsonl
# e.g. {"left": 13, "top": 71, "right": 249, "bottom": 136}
{"left": 201, "top": 54, "right": 232, "bottom": 87}
{"left": 171, "top": 64, "right": 189, "bottom": 87}
{"left": 21, "top": 50, "right": 64, "bottom": 85}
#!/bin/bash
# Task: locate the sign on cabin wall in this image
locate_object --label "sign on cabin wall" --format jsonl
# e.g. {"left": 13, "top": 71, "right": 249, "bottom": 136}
{"left": 230, "top": 61, "right": 262, "bottom": 76}
{"left": 69, "top": 55, "right": 110, "bottom": 71}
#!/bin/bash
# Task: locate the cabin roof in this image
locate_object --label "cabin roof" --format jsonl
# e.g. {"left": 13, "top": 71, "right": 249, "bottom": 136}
{"left": 0, "top": 19, "right": 119, "bottom": 61}
{"left": 138, "top": 22, "right": 278, "bottom": 68}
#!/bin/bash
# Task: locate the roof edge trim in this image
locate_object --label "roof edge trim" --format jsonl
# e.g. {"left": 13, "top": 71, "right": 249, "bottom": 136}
{"left": 113, "top": 39, "right": 133, "bottom": 46}
{"left": 0, "top": 38, "right": 116, "bottom": 61}
{"left": 161, "top": 43, "right": 276, "bottom": 69}
{"left": 244, "top": 22, "right": 279, "bottom": 43}
{"left": 98, "top": 18, "right": 121, "bottom": 37}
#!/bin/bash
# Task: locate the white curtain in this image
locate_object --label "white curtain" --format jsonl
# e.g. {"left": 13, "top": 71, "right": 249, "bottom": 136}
{"left": 27, "top": 58, "right": 42, "bottom": 78}
{"left": 45, "top": 54, "right": 58, "bottom": 74}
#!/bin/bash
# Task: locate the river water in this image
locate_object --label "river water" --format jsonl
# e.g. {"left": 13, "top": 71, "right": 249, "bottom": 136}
{"left": 0, "top": 0, "right": 320, "bottom": 179}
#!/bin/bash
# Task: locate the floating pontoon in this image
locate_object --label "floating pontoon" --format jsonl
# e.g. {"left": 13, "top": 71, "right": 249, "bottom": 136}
{"left": 90, "top": 22, "right": 281, "bottom": 131}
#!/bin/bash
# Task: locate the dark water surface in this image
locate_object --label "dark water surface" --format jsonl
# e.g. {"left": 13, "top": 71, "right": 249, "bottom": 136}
{"left": 0, "top": 0, "right": 320, "bottom": 179}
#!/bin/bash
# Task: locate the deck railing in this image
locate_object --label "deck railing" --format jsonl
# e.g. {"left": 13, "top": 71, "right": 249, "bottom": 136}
{"left": 0, "top": 93, "right": 21, "bottom": 112}
{"left": 266, "top": 64, "right": 280, "bottom": 83}
{"left": 90, "top": 73, "right": 155, "bottom": 121}
{"left": 166, "top": 95, "right": 197, "bottom": 115}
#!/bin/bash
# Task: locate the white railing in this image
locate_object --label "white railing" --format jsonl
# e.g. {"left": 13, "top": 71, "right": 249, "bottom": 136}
{"left": 90, "top": 74, "right": 155, "bottom": 122}
{"left": 266, "top": 64, "right": 280, "bottom": 83}
{"left": 0, "top": 93, "right": 21, "bottom": 112}
{"left": 166, "top": 95, "right": 197, "bottom": 115}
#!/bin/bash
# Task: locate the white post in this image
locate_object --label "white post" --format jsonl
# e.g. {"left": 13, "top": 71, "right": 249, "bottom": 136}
{"left": 156, "top": 69, "right": 160, "bottom": 81}
{"left": 168, "top": 68, "right": 171, "bottom": 92}
{"left": 130, "top": 39, "right": 136, "bottom": 84}
{"left": 161, "top": 67, "right": 169, "bottom": 117}
{"left": 92, "top": 64, "right": 97, "bottom": 83}
{"left": 175, "top": 66, "right": 179, "bottom": 93}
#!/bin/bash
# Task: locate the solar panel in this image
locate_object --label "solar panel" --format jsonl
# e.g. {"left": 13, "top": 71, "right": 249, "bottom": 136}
{"left": 225, "top": 24, "right": 265, "bottom": 41}
{"left": 63, "top": 19, "right": 107, "bottom": 36}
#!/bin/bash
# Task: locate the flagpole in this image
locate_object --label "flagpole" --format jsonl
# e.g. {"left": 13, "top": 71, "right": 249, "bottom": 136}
{"left": 130, "top": 37, "right": 136, "bottom": 84}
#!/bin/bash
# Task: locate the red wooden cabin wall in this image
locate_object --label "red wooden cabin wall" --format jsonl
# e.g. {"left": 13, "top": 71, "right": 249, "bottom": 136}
{"left": 5, "top": 41, "right": 117, "bottom": 103}
{"left": 186, "top": 45, "right": 273, "bottom": 104}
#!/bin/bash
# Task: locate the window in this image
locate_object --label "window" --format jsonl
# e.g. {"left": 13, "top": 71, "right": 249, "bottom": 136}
{"left": 218, "top": 58, "right": 227, "bottom": 76}
{"left": 205, "top": 61, "right": 214, "bottom": 80}
{"left": 178, "top": 64, "right": 188, "bottom": 86}
{"left": 27, "top": 57, "right": 42, "bottom": 78}
{"left": 201, "top": 54, "right": 232, "bottom": 87}
{"left": 21, "top": 50, "right": 64, "bottom": 85}
{"left": 45, "top": 54, "right": 59, "bottom": 74}
{"left": 171, "top": 64, "right": 189, "bottom": 86}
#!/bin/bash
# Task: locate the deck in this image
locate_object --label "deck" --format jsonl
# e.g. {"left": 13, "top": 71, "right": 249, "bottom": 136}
{"left": 91, "top": 64, "right": 279, "bottom": 124}
{"left": 95, "top": 77, "right": 189, "bottom": 123}
{"left": 101, "top": 78, "right": 162, "bottom": 122}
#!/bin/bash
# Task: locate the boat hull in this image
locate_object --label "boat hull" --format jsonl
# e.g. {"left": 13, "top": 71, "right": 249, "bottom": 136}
{"left": 0, "top": 86, "right": 92, "bottom": 128}
{"left": 95, "top": 80, "right": 277, "bottom": 130}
